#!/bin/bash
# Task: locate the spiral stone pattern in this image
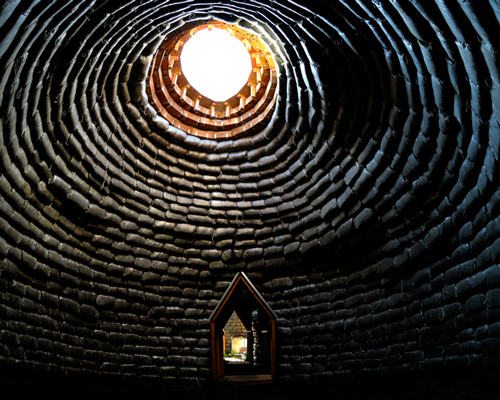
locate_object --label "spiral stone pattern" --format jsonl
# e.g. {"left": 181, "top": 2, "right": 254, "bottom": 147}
{"left": 1, "top": 0, "right": 500, "bottom": 381}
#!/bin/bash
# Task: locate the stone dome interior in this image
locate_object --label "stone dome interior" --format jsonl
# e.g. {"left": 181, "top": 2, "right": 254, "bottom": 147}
{"left": 1, "top": 0, "right": 500, "bottom": 383}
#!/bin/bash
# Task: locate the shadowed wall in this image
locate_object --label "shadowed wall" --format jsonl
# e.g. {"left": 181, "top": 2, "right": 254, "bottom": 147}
{"left": 1, "top": 0, "right": 500, "bottom": 382}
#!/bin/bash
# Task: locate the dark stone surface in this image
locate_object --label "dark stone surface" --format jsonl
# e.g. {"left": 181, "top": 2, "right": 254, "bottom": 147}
{"left": 1, "top": 0, "right": 500, "bottom": 383}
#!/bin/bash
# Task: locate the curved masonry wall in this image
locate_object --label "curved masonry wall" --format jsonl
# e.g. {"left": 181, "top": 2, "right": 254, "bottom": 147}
{"left": 1, "top": 0, "right": 500, "bottom": 382}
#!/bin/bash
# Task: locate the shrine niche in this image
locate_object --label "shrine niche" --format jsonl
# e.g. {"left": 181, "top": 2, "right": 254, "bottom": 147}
{"left": 210, "top": 272, "right": 276, "bottom": 383}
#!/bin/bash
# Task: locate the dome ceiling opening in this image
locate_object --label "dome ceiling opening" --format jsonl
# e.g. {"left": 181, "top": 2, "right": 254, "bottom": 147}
{"left": 180, "top": 27, "right": 253, "bottom": 102}
{"left": 145, "top": 20, "right": 278, "bottom": 140}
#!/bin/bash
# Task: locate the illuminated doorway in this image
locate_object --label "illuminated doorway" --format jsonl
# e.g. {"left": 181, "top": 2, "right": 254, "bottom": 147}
{"left": 210, "top": 272, "right": 277, "bottom": 383}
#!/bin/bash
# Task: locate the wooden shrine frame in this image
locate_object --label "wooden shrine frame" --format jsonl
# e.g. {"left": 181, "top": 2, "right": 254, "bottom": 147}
{"left": 209, "top": 272, "right": 277, "bottom": 381}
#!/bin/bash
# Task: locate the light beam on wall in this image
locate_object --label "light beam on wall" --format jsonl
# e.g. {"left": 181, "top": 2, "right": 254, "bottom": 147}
{"left": 180, "top": 28, "right": 252, "bottom": 102}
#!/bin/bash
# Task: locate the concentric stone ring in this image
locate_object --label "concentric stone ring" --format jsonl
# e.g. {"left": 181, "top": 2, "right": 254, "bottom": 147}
{"left": 1, "top": 0, "right": 500, "bottom": 384}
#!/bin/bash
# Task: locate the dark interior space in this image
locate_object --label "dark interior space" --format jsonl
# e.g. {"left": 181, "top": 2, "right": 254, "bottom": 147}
{"left": 1, "top": 364, "right": 500, "bottom": 400}
{"left": 1, "top": 0, "right": 500, "bottom": 396}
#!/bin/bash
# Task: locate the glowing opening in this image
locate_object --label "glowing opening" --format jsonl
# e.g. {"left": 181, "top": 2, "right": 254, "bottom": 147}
{"left": 180, "top": 28, "right": 252, "bottom": 102}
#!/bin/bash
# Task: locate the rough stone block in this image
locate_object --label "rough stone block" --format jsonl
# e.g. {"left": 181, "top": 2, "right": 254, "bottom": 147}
{"left": 481, "top": 338, "right": 500, "bottom": 356}
{"left": 463, "top": 294, "right": 486, "bottom": 315}
{"left": 486, "top": 288, "right": 500, "bottom": 309}
{"left": 424, "top": 308, "right": 445, "bottom": 324}
{"left": 96, "top": 295, "right": 115, "bottom": 308}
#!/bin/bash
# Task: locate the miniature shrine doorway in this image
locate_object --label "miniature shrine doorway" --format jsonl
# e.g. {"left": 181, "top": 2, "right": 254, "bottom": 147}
{"left": 209, "top": 272, "right": 277, "bottom": 383}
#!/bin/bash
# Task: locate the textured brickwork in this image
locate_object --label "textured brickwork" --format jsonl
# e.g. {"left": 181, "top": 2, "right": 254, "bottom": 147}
{"left": 0, "top": 0, "right": 500, "bottom": 383}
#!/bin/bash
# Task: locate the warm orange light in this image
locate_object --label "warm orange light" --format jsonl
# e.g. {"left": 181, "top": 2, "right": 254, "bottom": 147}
{"left": 180, "top": 28, "right": 252, "bottom": 102}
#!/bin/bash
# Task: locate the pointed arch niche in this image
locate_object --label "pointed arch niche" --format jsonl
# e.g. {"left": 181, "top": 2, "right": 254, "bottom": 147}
{"left": 209, "top": 272, "right": 277, "bottom": 382}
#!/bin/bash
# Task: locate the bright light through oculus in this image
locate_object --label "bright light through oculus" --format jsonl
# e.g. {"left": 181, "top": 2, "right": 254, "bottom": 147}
{"left": 180, "top": 29, "right": 252, "bottom": 102}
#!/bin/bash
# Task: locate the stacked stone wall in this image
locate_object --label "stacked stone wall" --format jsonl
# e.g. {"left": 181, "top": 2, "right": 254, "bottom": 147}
{"left": 1, "top": 0, "right": 500, "bottom": 383}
